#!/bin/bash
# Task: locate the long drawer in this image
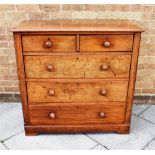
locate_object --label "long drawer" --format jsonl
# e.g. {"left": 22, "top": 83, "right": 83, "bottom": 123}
{"left": 29, "top": 103, "right": 126, "bottom": 125}
{"left": 24, "top": 54, "right": 131, "bottom": 79}
{"left": 27, "top": 81, "right": 128, "bottom": 103}
{"left": 80, "top": 35, "right": 133, "bottom": 52}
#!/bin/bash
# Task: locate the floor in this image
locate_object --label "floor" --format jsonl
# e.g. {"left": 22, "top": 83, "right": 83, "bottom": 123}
{"left": 0, "top": 103, "right": 155, "bottom": 150}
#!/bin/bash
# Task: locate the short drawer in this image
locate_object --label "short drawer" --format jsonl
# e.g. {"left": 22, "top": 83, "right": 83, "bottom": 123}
{"left": 22, "top": 35, "right": 76, "bottom": 52}
{"left": 80, "top": 35, "right": 133, "bottom": 52}
{"left": 29, "top": 103, "right": 126, "bottom": 125}
{"left": 27, "top": 81, "right": 128, "bottom": 103}
{"left": 24, "top": 54, "right": 131, "bottom": 79}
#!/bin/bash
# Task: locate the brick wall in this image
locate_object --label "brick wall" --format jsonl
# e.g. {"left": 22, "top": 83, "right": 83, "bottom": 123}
{"left": 0, "top": 4, "right": 155, "bottom": 99}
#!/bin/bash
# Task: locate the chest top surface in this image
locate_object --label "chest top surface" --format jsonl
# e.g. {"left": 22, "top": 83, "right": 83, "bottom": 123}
{"left": 12, "top": 19, "right": 144, "bottom": 32}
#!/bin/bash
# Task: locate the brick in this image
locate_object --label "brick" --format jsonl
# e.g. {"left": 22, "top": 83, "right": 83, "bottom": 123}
{"left": 13, "top": 93, "right": 21, "bottom": 102}
{"left": 72, "top": 11, "right": 97, "bottom": 19}
{"left": 5, "top": 12, "right": 27, "bottom": 22}
{"left": 0, "top": 93, "right": 14, "bottom": 102}
{"left": 28, "top": 12, "right": 49, "bottom": 20}
{"left": 2, "top": 75, "right": 18, "bottom": 81}
{"left": 8, "top": 41, "right": 14, "bottom": 48}
{"left": 136, "top": 82, "right": 153, "bottom": 89}
{"left": 0, "top": 41, "right": 8, "bottom": 48}
{"left": 134, "top": 95, "right": 146, "bottom": 104}
{"left": 39, "top": 4, "right": 60, "bottom": 12}
{"left": 140, "top": 42, "right": 152, "bottom": 49}
{"left": 0, "top": 27, "right": 6, "bottom": 34}
{"left": 149, "top": 96, "right": 155, "bottom": 104}
{"left": 139, "top": 49, "right": 147, "bottom": 56}
{"left": 0, "top": 12, "right": 5, "bottom": 20}
{"left": 130, "top": 4, "right": 143, "bottom": 12}
{"left": 0, "top": 67, "right": 10, "bottom": 74}
{"left": 137, "top": 64, "right": 145, "bottom": 70}
{"left": 147, "top": 64, "right": 155, "bottom": 69}
{"left": 142, "top": 89, "right": 155, "bottom": 94}
{"left": 142, "top": 13, "right": 155, "bottom": 20}
{"left": 152, "top": 6, "right": 155, "bottom": 13}
{"left": 96, "top": 12, "right": 142, "bottom": 20}
{"left": 0, "top": 35, "right": 7, "bottom": 41}
{"left": 139, "top": 57, "right": 155, "bottom": 64}
{"left": 136, "top": 76, "right": 142, "bottom": 83}
{"left": 0, "top": 49, "right": 15, "bottom": 56}
{"left": 16, "top": 4, "right": 38, "bottom": 12}
{"left": 84, "top": 4, "right": 107, "bottom": 11}
{"left": 0, "top": 56, "right": 16, "bottom": 66}
{"left": 0, "top": 35, "right": 13, "bottom": 41}
{"left": 0, "top": 4, "right": 15, "bottom": 11}
{"left": 50, "top": 11, "right": 72, "bottom": 19}
{"left": 4, "top": 86, "right": 19, "bottom": 92}
{"left": 0, "top": 80, "right": 15, "bottom": 86}
{"left": 0, "top": 87, "right": 3, "bottom": 92}
{"left": 142, "top": 5, "right": 153, "bottom": 13}
{"left": 134, "top": 89, "right": 142, "bottom": 95}
{"left": 62, "top": 4, "right": 84, "bottom": 11}
{"left": 107, "top": 4, "right": 129, "bottom": 11}
{"left": 137, "top": 70, "right": 155, "bottom": 82}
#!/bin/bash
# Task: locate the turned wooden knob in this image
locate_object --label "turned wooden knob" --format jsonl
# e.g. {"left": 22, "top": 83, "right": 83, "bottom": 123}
{"left": 45, "top": 40, "right": 52, "bottom": 48}
{"left": 49, "top": 112, "right": 55, "bottom": 119}
{"left": 101, "top": 64, "right": 109, "bottom": 71}
{"left": 100, "top": 89, "right": 107, "bottom": 96}
{"left": 103, "top": 41, "right": 111, "bottom": 48}
{"left": 99, "top": 112, "right": 105, "bottom": 118}
{"left": 48, "top": 90, "right": 55, "bottom": 96}
{"left": 47, "top": 64, "right": 54, "bottom": 72}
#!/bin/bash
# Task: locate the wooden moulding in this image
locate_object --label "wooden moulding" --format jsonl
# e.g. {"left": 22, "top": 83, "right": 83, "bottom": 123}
{"left": 125, "top": 33, "right": 141, "bottom": 123}
{"left": 25, "top": 124, "right": 130, "bottom": 136}
{"left": 13, "top": 33, "right": 30, "bottom": 125}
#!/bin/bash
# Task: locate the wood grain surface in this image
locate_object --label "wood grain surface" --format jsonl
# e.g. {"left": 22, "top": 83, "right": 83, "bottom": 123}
{"left": 80, "top": 35, "right": 133, "bottom": 51}
{"left": 24, "top": 54, "right": 131, "bottom": 79}
{"left": 22, "top": 35, "right": 76, "bottom": 52}
{"left": 29, "top": 103, "right": 126, "bottom": 125}
{"left": 27, "top": 81, "right": 128, "bottom": 103}
{"left": 12, "top": 19, "right": 144, "bottom": 32}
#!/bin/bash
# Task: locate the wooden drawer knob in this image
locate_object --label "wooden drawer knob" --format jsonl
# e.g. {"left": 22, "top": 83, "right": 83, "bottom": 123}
{"left": 99, "top": 112, "right": 105, "bottom": 118}
{"left": 100, "top": 89, "right": 107, "bottom": 96}
{"left": 49, "top": 112, "right": 56, "bottom": 119}
{"left": 103, "top": 41, "right": 111, "bottom": 48}
{"left": 48, "top": 90, "right": 55, "bottom": 96}
{"left": 45, "top": 39, "right": 52, "bottom": 48}
{"left": 101, "top": 64, "right": 109, "bottom": 71}
{"left": 47, "top": 64, "right": 54, "bottom": 72}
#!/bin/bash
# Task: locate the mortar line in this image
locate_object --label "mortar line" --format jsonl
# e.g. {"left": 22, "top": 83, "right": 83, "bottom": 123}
{"left": 133, "top": 113, "right": 155, "bottom": 126}
{"left": 1, "top": 142, "right": 9, "bottom": 150}
{"left": 142, "top": 137, "right": 155, "bottom": 150}
{"left": 138, "top": 104, "right": 152, "bottom": 116}
{"left": 2, "top": 130, "right": 24, "bottom": 142}
{"left": 90, "top": 143, "right": 99, "bottom": 150}
{"left": 131, "top": 104, "right": 152, "bottom": 116}
{"left": 85, "top": 134, "right": 109, "bottom": 150}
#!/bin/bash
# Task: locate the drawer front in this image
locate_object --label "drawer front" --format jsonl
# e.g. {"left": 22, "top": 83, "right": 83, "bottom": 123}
{"left": 27, "top": 81, "right": 128, "bottom": 103}
{"left": 29, "top": 103, "right": 126, "bottom": 125}
{"left": 80, "top": 35, "right": 133, "bottom": 52}
{"left": 24, "top": 54, "right": 131, "bottom": 79}
{"left": 22, "top": 35, "right": 76, "bottom": 52}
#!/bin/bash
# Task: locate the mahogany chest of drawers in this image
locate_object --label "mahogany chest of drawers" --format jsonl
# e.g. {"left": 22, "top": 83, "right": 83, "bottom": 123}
{"left": 13, "top": 20, "right": 144, "bottom": 135}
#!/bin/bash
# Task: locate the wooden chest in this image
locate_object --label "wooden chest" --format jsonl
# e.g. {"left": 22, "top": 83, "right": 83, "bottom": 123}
{"left": 12, "top": 20, "right": 144, "bottom": 135}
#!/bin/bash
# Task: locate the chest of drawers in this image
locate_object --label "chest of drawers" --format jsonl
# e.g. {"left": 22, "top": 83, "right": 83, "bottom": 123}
{"left": 13, "top": 20, "right": 144, "bottom": 135}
